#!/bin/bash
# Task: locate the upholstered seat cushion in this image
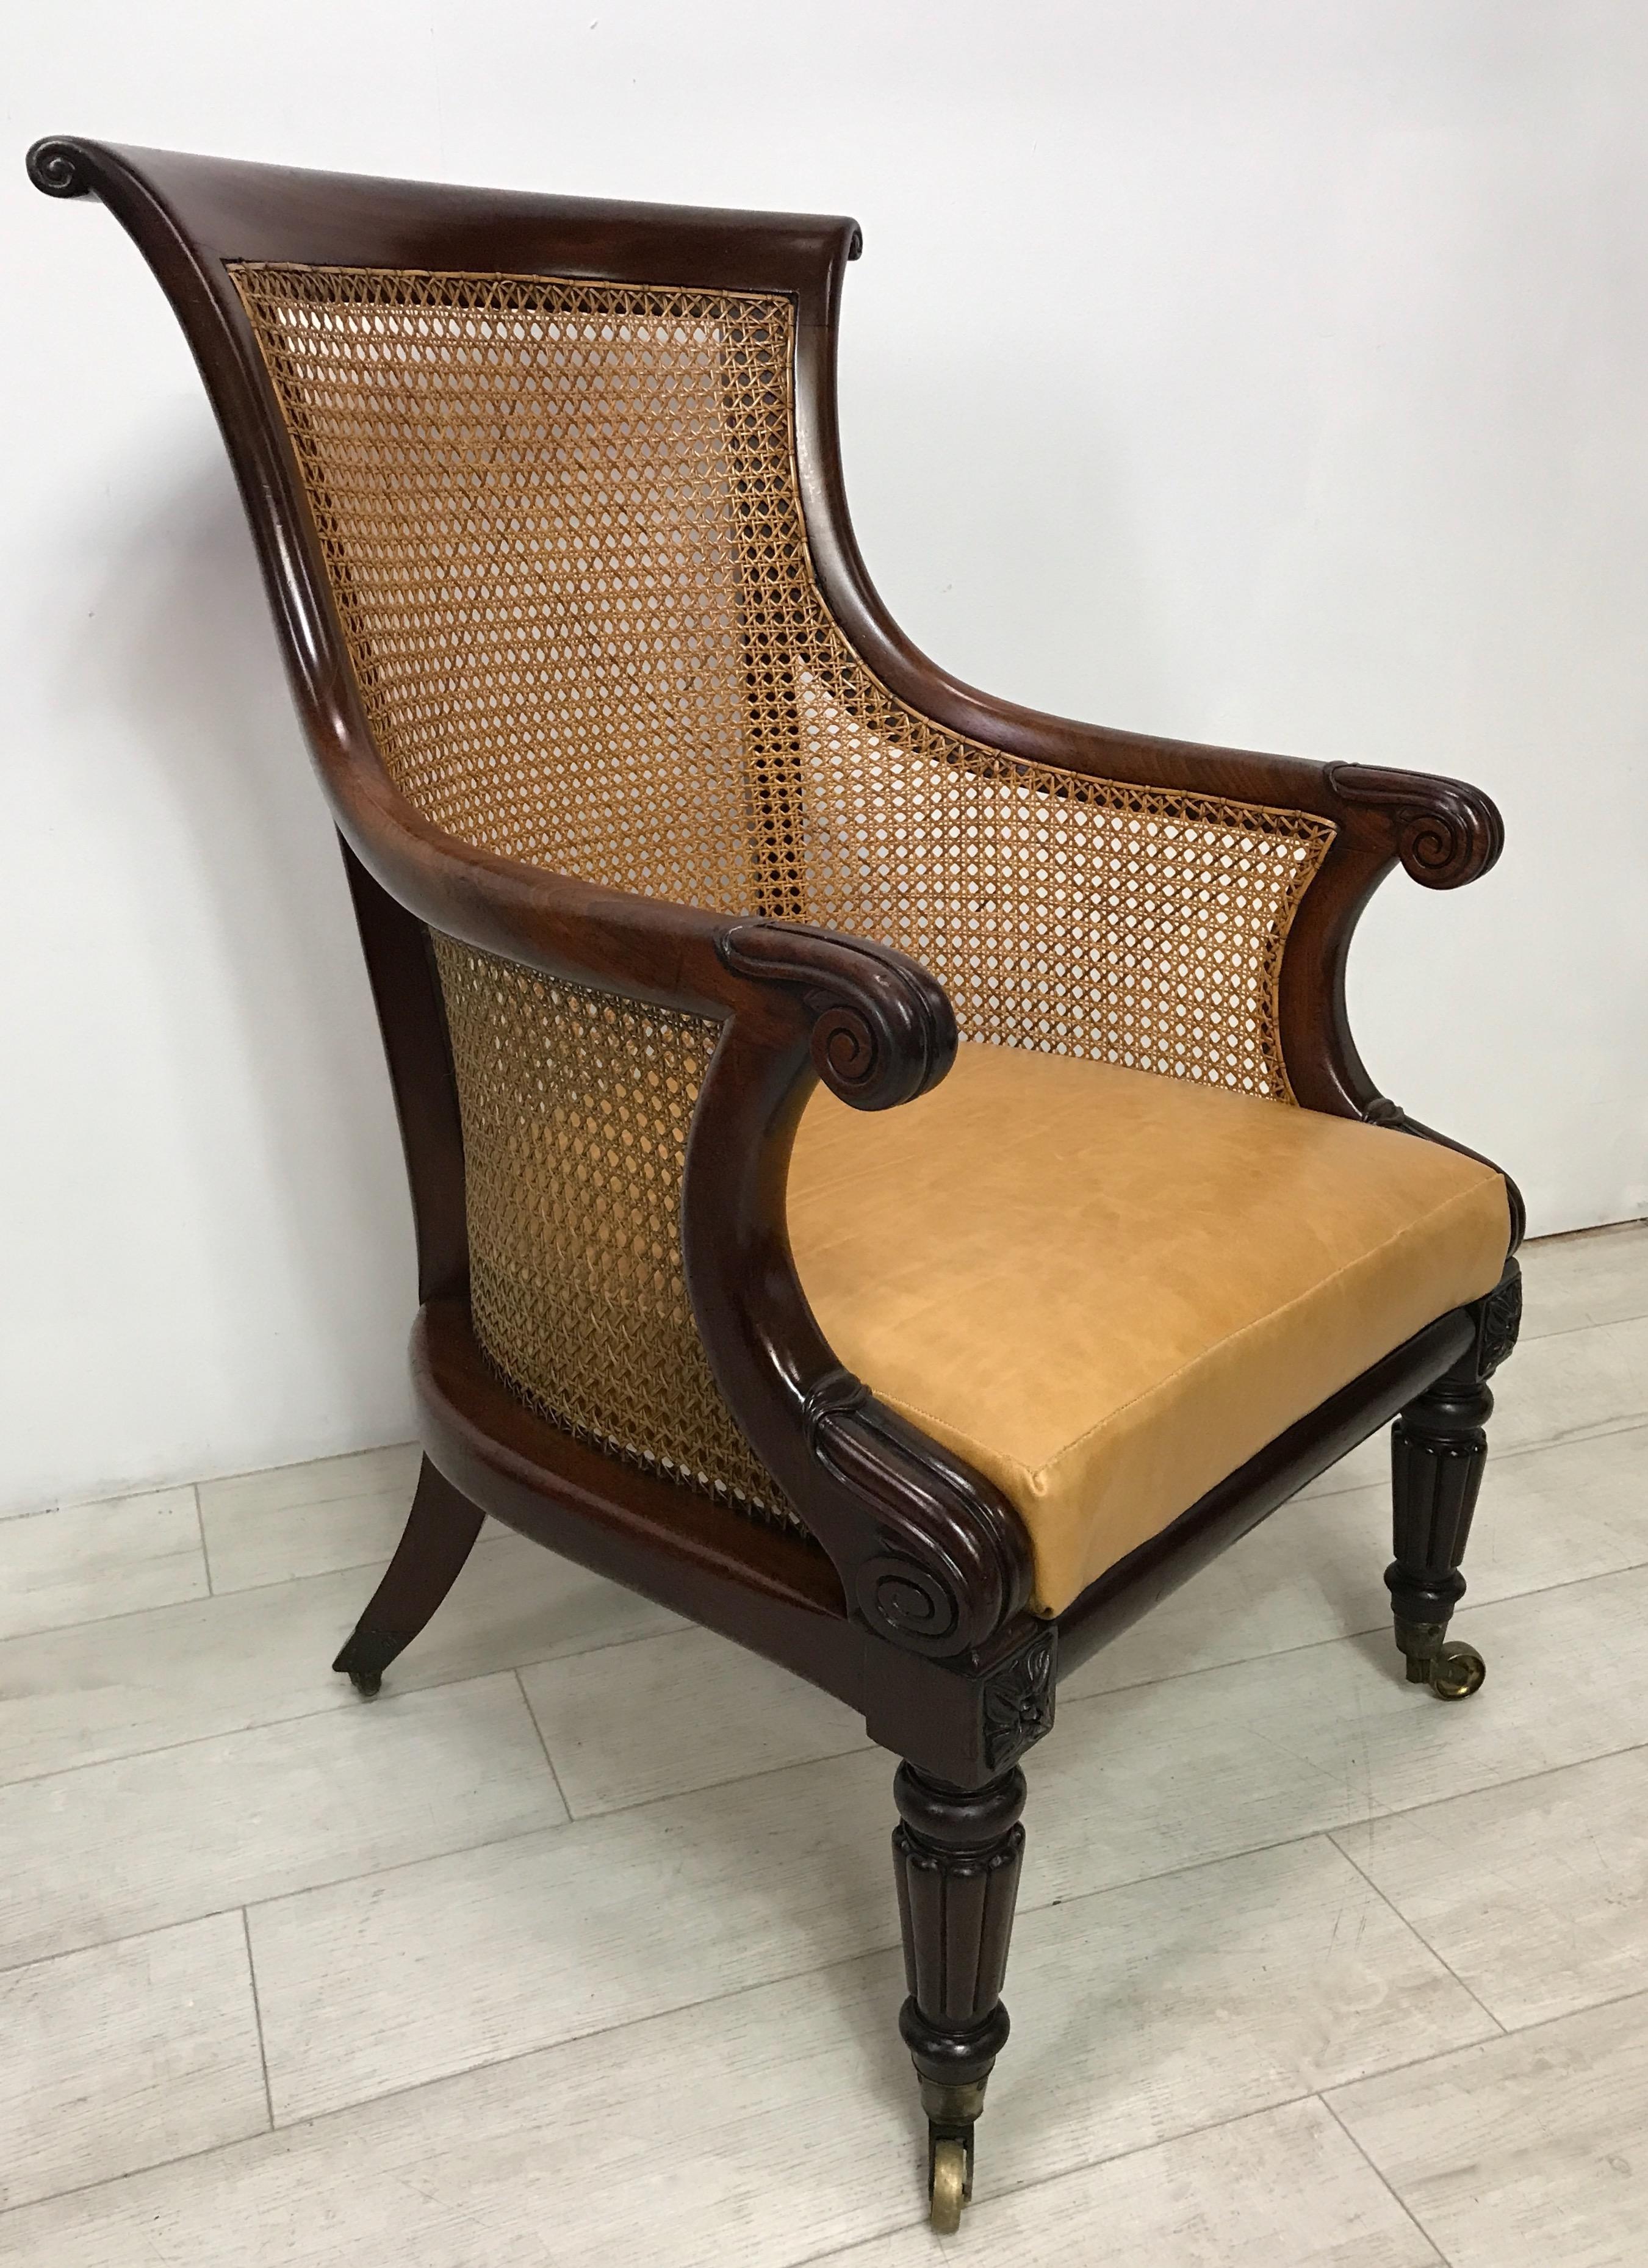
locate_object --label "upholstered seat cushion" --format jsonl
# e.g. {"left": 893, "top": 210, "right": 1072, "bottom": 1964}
{"left": 786, "top": 1045, "right": 1509, "bottom": 1615}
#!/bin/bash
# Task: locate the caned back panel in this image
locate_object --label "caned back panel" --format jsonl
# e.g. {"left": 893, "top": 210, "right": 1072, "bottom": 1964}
{"left": 233, "top": 262, "right": 1335, "bottom": 1516}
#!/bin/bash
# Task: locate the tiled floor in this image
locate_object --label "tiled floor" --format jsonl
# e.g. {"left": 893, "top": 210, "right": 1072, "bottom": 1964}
{"left": 2, "top": 1223, "right": 1646, "bottom": 2263}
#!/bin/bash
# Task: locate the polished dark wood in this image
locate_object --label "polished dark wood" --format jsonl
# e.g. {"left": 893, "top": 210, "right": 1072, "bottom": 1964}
{"left": 332, "top": 1455, "right": 484, "bottom": 1695}
{"left": 893, "top": 1760, "right": 1026, "bottom": 2191}
{"left": 34, "top": 134, "right": 1523, "bottom": 2219}
{"left": 1389, "top": 1371, "right": 1490, "bottom": 1660}
{"left": 1387, "top": 1257, "right": 1523, "bottom": 1688}
{"left": 339, "top": 843, "right": 468, "bottom": 1305}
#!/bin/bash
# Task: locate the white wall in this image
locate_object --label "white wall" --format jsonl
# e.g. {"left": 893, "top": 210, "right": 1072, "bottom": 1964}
{"left": 4, "top": 1, "right": 1646, "bottom": 1514}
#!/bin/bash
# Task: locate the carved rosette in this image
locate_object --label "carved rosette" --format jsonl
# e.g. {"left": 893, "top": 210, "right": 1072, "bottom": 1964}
{"left": 717, "top": 918, "right": 957, "bottom": 1109}
{"left": 1478, "top": 1266, "right": 1523, "bottom": 1377}
{"left": 1326, "top": 764, "right": 1504, "bottom": 889}
{"left": 981, "top": 1631, "right": 1057, "bottom": 1770}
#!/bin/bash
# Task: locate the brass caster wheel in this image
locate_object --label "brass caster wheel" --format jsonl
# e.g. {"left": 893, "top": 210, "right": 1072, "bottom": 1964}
{"left": 1427, "top": 1641, "right": 1486, "bottom": 1700}
{"left": 929, "top": 2136, "right": 970, "bottom": 2235}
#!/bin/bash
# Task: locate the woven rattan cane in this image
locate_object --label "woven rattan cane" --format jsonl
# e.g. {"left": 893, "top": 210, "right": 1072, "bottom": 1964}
{"left": 231, "top": 262, "right": 1333, "bottom": 1095}
{"left": 431, "top": 936, "right": 794, "bottom": 1524}
{"left": 230, "top": 260, "right": 1335, "bottom": 1505}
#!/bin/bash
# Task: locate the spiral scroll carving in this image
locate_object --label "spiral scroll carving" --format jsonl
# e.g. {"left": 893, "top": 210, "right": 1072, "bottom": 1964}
{"left": 718, "top": 920, "right": 957, "bottom": 1111}
{"left": 802, "top": 1369, "right": 1033, "bottom": 1658}
{"left": 26, "top": 140, "right": 93, "bottom": 199}
{"left": 1326, "top": 765, "right": 1504, "bottom": 890}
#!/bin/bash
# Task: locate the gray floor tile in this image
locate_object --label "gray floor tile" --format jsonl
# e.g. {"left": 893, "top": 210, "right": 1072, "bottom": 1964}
{"left": 520, "top": 1624, "right": 871, "bottom": 1815}
{"left": 1517, "top": 1222, "right": 1648, "bottom": 1339}
{"left": 821, "top": 2098, "right": 1441, "bottom": 2267}
{"left": 0, "top": 1913, "right": 266, "bottom": 2213}
{"left": 1330, "top": 1990, "right": 1648, "bottom": 2268}
{"left": 0, "top": 1489, "right": 207, "bottom": 1641}
{"left": 0, "top": 1674, "right": 566, "bottom": 1970}
{"left": 199, "top": 1442, "right": 422, "bottom": 1593}
{"left": 1336, "top": 1744, "right": 1648, "bottom": 2030}
{"left": 0, "top": 1527, "right": 677, "bottom": 1788}
{"left": 1, "top": 1841, "right": 1474, "bottom": 2265}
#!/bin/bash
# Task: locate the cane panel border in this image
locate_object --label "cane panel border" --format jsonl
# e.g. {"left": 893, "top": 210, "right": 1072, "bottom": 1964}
{"left": 232, "top": 261, "right": 1336, "bottom": 1521}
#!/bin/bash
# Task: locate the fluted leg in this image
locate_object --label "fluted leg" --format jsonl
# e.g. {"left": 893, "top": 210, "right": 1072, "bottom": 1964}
{"left": 1387, "top": 1259, "right": 1520, "bottom": 1699}
{"left": 1387, "top": 1367, "right": 1491, "bottom": 1696}
{"left": 333, "top": 1455, "right": 484, "bottom": 1696}
{"left": 891, "top": 1760, "right": 1026, "bottom": 2231}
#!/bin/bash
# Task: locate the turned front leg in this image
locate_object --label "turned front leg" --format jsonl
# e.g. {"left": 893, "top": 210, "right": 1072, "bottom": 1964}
{"left": 891, "top": 1760, "right": 1026, "bottom": 2231}
{"left": 1386, "top": 1259, "right": 1520, "bottom": 1700}
{"left": 1387, "top": 1366, "right": 1492, "bottom": 1695}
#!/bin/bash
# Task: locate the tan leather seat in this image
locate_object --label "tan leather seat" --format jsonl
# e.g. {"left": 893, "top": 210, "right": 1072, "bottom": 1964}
{"left": 787, "top": 1044, "right": 1509, "bottom": 1615}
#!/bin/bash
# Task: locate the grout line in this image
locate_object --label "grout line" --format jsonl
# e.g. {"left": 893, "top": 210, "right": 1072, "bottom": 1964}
{"left": 1330, "top": 1837, "right": 1507, "bottom": 2035}
{"left": 0, "top": 2127, "right": 281, "bottom": 2227}
{"left": 1325, "top": 1732, "right": 1648, "bottom": 1850}
{"left": 784, "top": 2095, "right": 1348, "bottom": 2268}
{"left": 5, "top": 1501, "right": 1648, "bottom": 1850}
{"left": 0, "top": 1630, "right": 683, "bottom": 1792}
{"left": 1317, "top": 2093, "right": 1453, "bottom": 2266}
{"left": 11, "top": 1891, "right": 1648, "bottom": 2240}
{"left": 0, "top": 1909, "right": 250, "bottom": 1984}
{"left": 195, "top": 1517, "right": 521, "bottom": 1605}
{"left": 514, "top": 1666, "right": 572, "bottom": 1819}
{"left": 7, "top": 1400, "right": 1647, "bottom": 1651}
{"left": 12, "top": 1701, "right": 1648, "bottom": 2016}
{"left": 1320, "top": 1976, "right": 1648, "bottom": 2099}
{"left": 241, "top": 1907, "right": 276, "bottom": 2133}
{"left": 1068, "top": 1544, "right": 1648, "bottom": 1707}
{"left": 1524, "top": 1219, "right": 1648, "bottom": 1244}
{"left": 0, "top": 1516, "right": 532, "bottom": 1643}
{"left": 192, "top": 1485, "right": 214, "bottom": 1597}
{"left": 9, "top": 1391, "right": 1648, "bottom": 1693}
{"left": 5, "top": 1538, "right": 1648, "bottom": 1851}
{"left": 1515, "top": 1298, "right": 1648, "bottom": 1350}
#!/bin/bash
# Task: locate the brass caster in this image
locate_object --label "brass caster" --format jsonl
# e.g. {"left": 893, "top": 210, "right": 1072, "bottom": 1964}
{"left": 929, "top": 2135, "right": 970, "bottom": 2235}
{"left": 1426, "top": 1641, "right": 1486, "bottom": 1700}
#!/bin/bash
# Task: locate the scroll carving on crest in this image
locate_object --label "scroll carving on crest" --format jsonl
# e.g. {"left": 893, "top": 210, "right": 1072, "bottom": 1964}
{"left": 26, "top": 140, "right": 93, "bottom": 199}
{"left": 1325, "top": 764, "right": 1503, "bottom": 890}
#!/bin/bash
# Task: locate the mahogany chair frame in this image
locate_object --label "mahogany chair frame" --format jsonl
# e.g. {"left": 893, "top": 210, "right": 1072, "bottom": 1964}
{"left": 31, "top": 135, "right": 1522, "bottom": 2230}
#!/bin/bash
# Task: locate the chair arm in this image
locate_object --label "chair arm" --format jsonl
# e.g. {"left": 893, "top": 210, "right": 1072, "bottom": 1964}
{"left": 812, "top": 616, "right": 1520, "bottom": 1234}
{"left": 339, "top": 766, "right": 1037, "bottom": 1661}
{"left": 913, "top": 705, "right": 1522, "bottom": 1237}
{"left": 854, "top": 664, "right": 1519, "bottom": 1231}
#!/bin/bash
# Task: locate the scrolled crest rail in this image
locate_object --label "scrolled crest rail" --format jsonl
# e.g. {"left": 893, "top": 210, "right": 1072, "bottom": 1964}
{"left": 25, "top": 138, "right": 93, "bottom": 198}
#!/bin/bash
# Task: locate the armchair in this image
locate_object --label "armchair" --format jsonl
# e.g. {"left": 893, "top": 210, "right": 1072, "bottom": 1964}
{"left": 31, "top": 136, "right": 1520, "bottom": 2233}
